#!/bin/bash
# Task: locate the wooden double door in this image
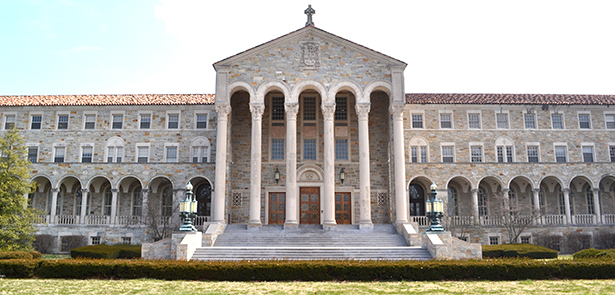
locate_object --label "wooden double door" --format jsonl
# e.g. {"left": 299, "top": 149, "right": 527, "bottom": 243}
{"left": 269, "top": 188, "right": 352, "bottom": 225}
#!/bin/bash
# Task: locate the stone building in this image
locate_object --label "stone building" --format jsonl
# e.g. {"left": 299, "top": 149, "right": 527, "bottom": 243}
{"left": 1, "top": 11, "right": 614, "bottom": 253}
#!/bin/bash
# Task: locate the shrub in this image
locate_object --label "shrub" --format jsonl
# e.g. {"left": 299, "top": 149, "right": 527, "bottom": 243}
{"left": 28, "top": 251, "right": 42, "bottom": 259}
{"left": 482, "top": 244, "right": 558, "bottom": 259}
{"left": 70, "top": 244, "right": 141, "bottom": 259}
{"left": 0, "top": 259, "right": 40, "bottom": 278}
{"left": 0, "top": 251, "right": 34, "bottom": 260}
{"left": 32, "top": 234, "right": 55, "bottom": 254}
{"left": 573, "top": 248, "right": 615, "bottom": 260}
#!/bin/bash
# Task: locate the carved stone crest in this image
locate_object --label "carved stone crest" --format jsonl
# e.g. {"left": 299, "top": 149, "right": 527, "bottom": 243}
{"left": 300, "top": 42, "right": 320, "bottom": 69}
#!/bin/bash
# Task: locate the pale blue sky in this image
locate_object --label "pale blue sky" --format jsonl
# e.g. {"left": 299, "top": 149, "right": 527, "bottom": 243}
{"left": 1, "top": 0, "right": 614, "bottom": 96}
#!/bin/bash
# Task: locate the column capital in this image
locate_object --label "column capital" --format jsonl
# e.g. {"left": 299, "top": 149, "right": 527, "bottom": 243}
{"left": 592, "top": 187, "right": 600, "bottom": 193}
{"left": 51, "top": 188, "right": 60, "bottom": 193}
{"left": 141, "top": 188, "right": 150, "bottom": 193}
{"left": 502, "top": 188, "right": 510, "bottom": 193}
{"left": 562, "top": 188, "right": 571, "bottom": 193}
{"left": 249, "top": 103, "right": 265, "bottom": 120}
{"left": 321, "top": 103, "right": 336, "bottom": 121}
{"left": 111, "top": 188, "right": 119, "bottom": 193}
{"left": 471, "top": 188, "right": 479, "bottom": 194}
{"left": 79, "top": 188, "right": 89, "bottom": 193}
{"left": 532, "top": 188, "right": 541, "bottom": 193}
{"left": 215, "top": 104, "right": 232, "bottom": 119}
{"left": 389, "top": 104, "right": 405, "bottom": 120}
{"left": 285, "top": 102, "right": 299, "bottom": 120}
{"left": 355, "top": 103, "right": 371, "bottom": 121}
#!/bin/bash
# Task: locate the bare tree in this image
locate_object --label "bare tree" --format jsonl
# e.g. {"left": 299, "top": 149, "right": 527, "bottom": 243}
{"left": 489, "top": 191, "right": 541, "bottom": 244}
{"left": 144, "top": 201, "right": 180, "bottom": 242}
{"left": 441, "top": 193, "right": 475, "bottom": 241}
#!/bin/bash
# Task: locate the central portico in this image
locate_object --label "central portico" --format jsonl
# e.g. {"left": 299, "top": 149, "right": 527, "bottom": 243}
{"left": 210, "top": 20, "right": 409, "bottom": 230}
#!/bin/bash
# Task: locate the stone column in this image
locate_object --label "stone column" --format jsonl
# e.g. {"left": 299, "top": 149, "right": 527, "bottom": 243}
{"left": 355, "top": 103, "right": 373, "bottom": 229}
{"left": 141, "top": 189, "right": 150, "bottom": 224}
{"left": 284, "top": 103, "right": 299, "bottom": 228}
{"left": 390, "top": 104, "right": 407, "bottom": 224}
{"left": 532, "top": 188, "right": 542, "bottom": 224}
{"left": 248, "top": 103, "right": 265, "bottom": 228}
{"left": 562, "top": 188, "right": 572, "bottom": 224}
{"left": 213, "top": 104, "right": 231, "bottom": 224}
{"left": 110, "top": 189, "right": 119, "bottom": 224}
{"left": 50, "top": 188, "right": 59, "bottom": 224}
{"left": 502, "top": 188, "right": 511, "bottom": 212}
{"left": 80, "top": 188, "right": 88, "bottom": 224}
{"left": 592, "top": 188, "right": 602, "bottom": 224}
{"left": 321, "top": 103, "right": 336, "bottom": 227}
{"left": 471, "top": 188, "right": 479, "bottom": 222}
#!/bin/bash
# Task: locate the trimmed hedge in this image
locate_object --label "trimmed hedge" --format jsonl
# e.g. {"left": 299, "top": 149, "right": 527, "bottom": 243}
{"left": 482, "top": 244, "right": 558, "bottom": 259}
{"left": 70, "top": 245, "right": 141, "bottom": 259}
{"left": 574, "top": 249, "right": 615, "bottom": 260}
{"left": 2, "top": 258, "right": 615, "bottom": 280}
{"left": 0, "top": 251, "right": 34, "bottom": 260}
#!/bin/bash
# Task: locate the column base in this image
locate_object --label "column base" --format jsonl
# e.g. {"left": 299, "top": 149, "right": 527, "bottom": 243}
{"left": 322, "top": 223, "right": 337, "bottom": 231}
{"left": 247, "top": 221, "right": 262, "bottom": 231}
{"left": 359, "top": 222, "right": 374, "bottom": 230}
{"left": 283, "top": 222, "right": 299, "bottom": 230}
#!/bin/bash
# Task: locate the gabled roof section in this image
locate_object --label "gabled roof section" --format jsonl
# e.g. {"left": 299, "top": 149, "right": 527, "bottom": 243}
{"left": 406, "top": 93, "right": 615, "bottom": 105}
{"left": 0, "top": 94, "right": 214, "bottom": 107}
{"left": 214, "top": 26, "right": 407, "bottom": 68}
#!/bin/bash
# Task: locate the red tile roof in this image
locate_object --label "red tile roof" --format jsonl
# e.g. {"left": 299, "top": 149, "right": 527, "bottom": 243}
{"left": 406, "top": 93, "right": 615, "bottom": 105}
{"left": 0, "top": 94, "right": 214, "bottom": 107}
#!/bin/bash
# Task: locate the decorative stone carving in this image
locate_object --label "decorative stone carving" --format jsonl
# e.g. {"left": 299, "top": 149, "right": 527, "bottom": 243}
{"left": 389, "top": 104, "right": 405, "bottom": 120}
{"left": 249, "top": 104, "right": 265, "bottom": 120}
{"left": 300, "top": 171, "right": 320, "bottom": 182}
{"left": 300, "top": 42, "right": 320, "bottom": 69}
{"left": 215, "top": 104, "right": 232, "bottom": 119}
{"left": 321, "top": 103, "right": 336, "bottom": 121}
{"left": 285, "top": 103, "right": 299, "bottom": 120}
{"left": 355, "top": 103, "right": 371, "bottom": 121}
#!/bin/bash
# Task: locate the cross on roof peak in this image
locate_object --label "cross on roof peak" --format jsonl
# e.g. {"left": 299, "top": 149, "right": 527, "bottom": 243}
{"left": 304, "top": 5, "right": 315, "bottom": 27}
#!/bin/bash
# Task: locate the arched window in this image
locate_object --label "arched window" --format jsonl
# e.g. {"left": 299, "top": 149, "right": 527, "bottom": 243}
{"left": 585, "top": 186, "right": 595, "bottom": 214}
{"left": 569, "top": 190, "right": 575, "bottom": 215}
{"left": 132, "top": 187, "right": 142, "bottom": 216}
{"left": 558, "top": 187, "right": 565, "bottom": 215}
{"left": 478, "top": 187, "right": 487, "bottom": 216}
{"left": 495, "top": 137, "right": 514, "bottom": 163}
{"left": 106, "top": 137, "right": 124, "bottom": 163}
{"left": 56, "top": 187, "right": 63, "bottom": 215}
{"left": 161, "top": 186, "right": 173, "bottom": 216}
{"left": 409, "top": 184, "right": 425, "bottom": 216}
{"left": 103, "top": 187, "right": 112, "bottom": 216}
{"left": 448, "top": 187, "right": 458, "bottom": 216}
{"left": 191, "top": 137, "right": 211, "bottom": 163}
{"left": 508, "top": 188, "right": 516, "bottom": 210}
{"left": 195, "top": 182, "right": 212, "bottom": 216}
{"left": 409, "top": 137, "right": 429, "bottom": 163}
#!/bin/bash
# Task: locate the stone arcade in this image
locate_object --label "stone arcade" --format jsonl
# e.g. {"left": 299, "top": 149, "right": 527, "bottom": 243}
{"left": 3, "top": 7, "right": 614, "bottom": 258}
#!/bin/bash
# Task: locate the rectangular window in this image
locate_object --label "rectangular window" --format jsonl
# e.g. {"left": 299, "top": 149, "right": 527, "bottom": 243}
{"left": 520, "top": 236, "right": 531, "bottom": 244}
{"left": 497, "top": 147, "right": 504, "bottom": 163}
{"left": 303, "top": 97, "right": 316, "bottom": 121}
{"left": 112, "top": 114, "right": 123, "bottom": 129}
{"left": 31, "top": 115, "right": 42, "bottom": 130}
{"left": 90, "top": 237, "right": 101, "bottom": 245}
{"left": 555, "top": 146, "right": 567, "bottom": 163}
{"left": 579, "top": 114, "right": 591, "bottom": 129}
{"left": 582, "top": 146, "right": 594, "bottom": 162}
{"left": 271, "top": 139, "right": 284, "bottom": 160}
{"left": 140, "top": 114, "right": 151, "bottom": 129}
{"left": 551, "top": 114, "right": 563, "bottom": 129}
{"left": 192, "top": 147, "right": 207, "bottom": 163}
{"left": 335, "top": 139, "right": 348, "bottom": 160}
{"left": 57, "top": 115, "right": 69, "bottom": 129}
{"left": 81, "top": 146, "right": 93, "bottom": 163}
{"left": 442, "top": 146, "right": 454, "bottom": 163}
{"left": 420, "top": 146, "right": 427, "bottom": 162}
{"left": 166, "top": 146, "right": 178, "bottom": 162}
{"left": 303, "top": 139, "right": 316, "bottom": 160}
{"left": 335, "top": 96, "right": 348, "bottom": 122}
{"left": 107, "top": 147, "right": 123, "bottom": 163}
{"left": 610, "top": 146, "right": 615, "bottom": 162}
{"left": 506, "top": 146, "right": 513, "bottom": 162}
{"left": 606, "top": 114, "right": 615, "bottom": 129}
{"left": 468, "top": 113, "right": 481, "bottom": 129}
{"left": 440, "top": 113, "right": 452, "bottom": 129}
{"left": 121, "top": 237, "right": 132, "bottom": 244}
{"left": 496, "top": 113, "right": 509, "bottom": 129}
{"left": 54, "top": 147, "right": 65, "bottom": 163}
{"left": 411, "top": 114, "right": 423, "bottom": 128}
{"left": 524, "top": 113, "right": 536, "bottom": 129}
{"left": 271, "top": 97, "right": 285, "bottom": 121}
{"left": 196, "top": 114, "right": 208, "bottom": 129}
{"left": 527, "top": 146, "right": 539, "bottom": 162}
{"left": 84, "top": 114, "right": 96, "bottom": 129}
{"left": 137, "top": 146, "right": 149, "bottom": 163}
{"left": 4, "top": 115, "right": 15, "bottom": 129}
{"left": 489, "top": 236, "right": 500, "bottom": 245}
{"left": 471, "top": 146, "right": 482, "bottom": 162}
{"left": 28, "top": 146, "right": 38, "bottom": 163}
{"left": 411, "top": 146, "right": 418, "bottom": 162}
{"left": 168, "top": 114, "right": 179, "bottom": 129}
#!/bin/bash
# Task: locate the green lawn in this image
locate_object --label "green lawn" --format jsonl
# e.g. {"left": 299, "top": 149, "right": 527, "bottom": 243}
{"left": 1, "top": 279, "right": 615, "bottom": 294}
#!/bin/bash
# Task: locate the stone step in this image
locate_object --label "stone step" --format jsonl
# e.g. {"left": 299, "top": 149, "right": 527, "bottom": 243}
{"left": 191, "top": 246, "right": 432, "bottom": 261}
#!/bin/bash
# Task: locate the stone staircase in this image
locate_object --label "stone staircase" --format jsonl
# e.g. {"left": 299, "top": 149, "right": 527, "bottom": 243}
{"left": 191, "top": 224, "right": 432, "bottom": 261}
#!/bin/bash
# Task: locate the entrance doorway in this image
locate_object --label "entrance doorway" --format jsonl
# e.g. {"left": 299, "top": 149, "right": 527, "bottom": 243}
{"left": 195, "top": 182, "right": 212, "bottom": 217}
{"left": 300, "top": 187, "right": 320, "bottom": 224}
{"left": 268, "top": 192, "right": 285, "bottom": 225}
{"left": 409, "top": 184, "right": 425, "bottom": 216}
{"left": 335, "top": 192, "right": 351, "bottom": 224}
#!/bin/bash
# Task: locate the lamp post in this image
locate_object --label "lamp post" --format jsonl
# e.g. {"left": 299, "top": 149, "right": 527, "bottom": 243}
{"left": 426, "top": 182, "right": 445, "bottom": 232}
{"left": 179, "top": 182, "right": 197, "bottom": 232}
